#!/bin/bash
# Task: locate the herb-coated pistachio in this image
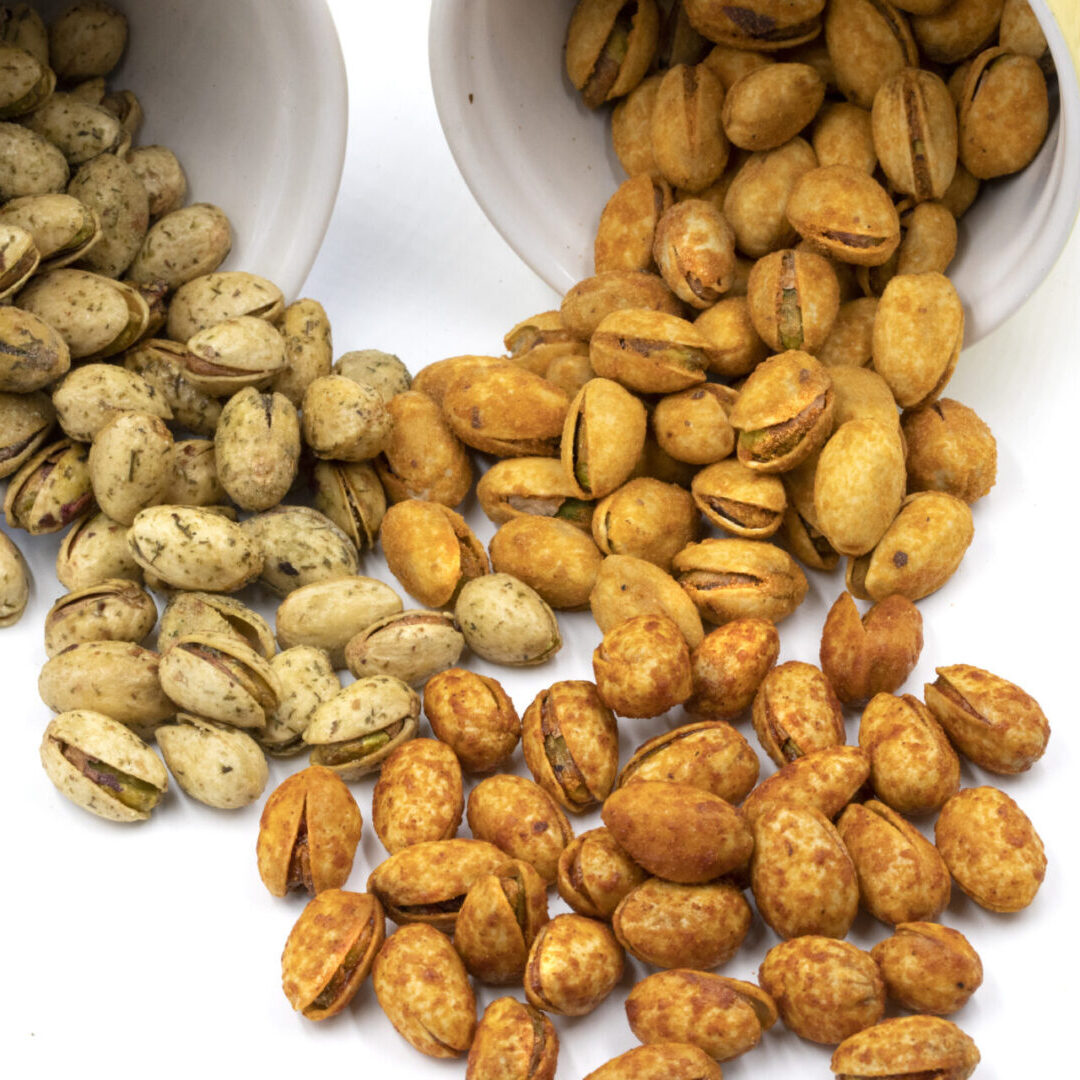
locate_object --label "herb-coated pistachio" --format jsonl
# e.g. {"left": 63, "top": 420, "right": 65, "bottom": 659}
{"left": 0, "top": 529, "right": 29, "bottom": 626}
{"left": 0, "top": 221, "right": 37, "bottom": 300}
{"left": 126, "top": 144, "right": 187, "bottom": 218}
{"left": 87, "top": 411, "right": 172, "bottom": 525}
{"left": 590, "top": 553, "right": 704, "bottom": 646}
{"left": 40, "top": 708, "right": 166, "bottom": 822}
{"left": 127, "top": 505, "right": 263, "bottom": 592}
{"left": 0, "top": 120, "right": 68, "bottom": 198}
{"left": 156, "top": 714, "right": 267, "bottom": 809}
{"left": 48, "top": 3, "right": 127, "bottom": 79}
{"left": 123, "top": 340, "right": 222, "bottom": 436}
{"left": 260, "top": 646, "right": 339, "bottom": 756}
{"left": 166, "top": 270, "right": 284, "bottom": 342}
{"left": 162, "top": 439, "right": 223, "bottom": 506}
{"left": 466, "top": 996, "right": 558, "bottom": 1080}
{"left": 311, "top": 460, "right": 386, "bottom": 552}
{"left": 685, "top": 0, "right": 824, "bottom": 51}
{"left": 595, "top": 172, "right": 672, "bottom": 274}
{"left": 24, "top": 92, "right": 120, "bottom": 165}
{"left": 831, "top": 1015, "right": 980, "bottom": 1080}
{"left": 489, "top": 516, "right": 602, "bottom": 610}
{"left": 128, "top": 202, "right": 232, "bottom": 288}
{"left": 0, "top": 305, "right": 70, "bottom": 392}
{"left": 182, "top": 315, "right": 286, "bottom": 397}
{"left": 53, "top": 364, "right": 171, "bottom": 444}
{"left": 593, "top": 614, "right": 692, "bottom": 718}
{"left": 334, "top": 348, "right": 410, "bottom": 402}
{"left": 4, "top": 437, "right": 94, "bottom": 535}
{"left": 281, "top": 890, "right": 385, "bottom": 1021}
{"left": 66, "top": 152, "right": 148, "bottom": 278}
{"left": 157, "top": 591, "right": 274, "bottom": 657}
{"left": 825, "top": 0, "right": 918, "bottom": 109}
{"left": 214, "top": 388, "right": 299, "bottom": 512}
{"left": 584, "top": 1043, "right": 722, "bottom": 1080}
{"left": 752, "top": 660, "right": 845, "bottom": 766}
{"left": 0, "top": 37, "right": 50, "bottom": 121}
{"left": 256, "top": 765, "right": 364, "bottom": 897}
{"left": 0, "top": 390, "right": 53, "bottom": 478}
{"left": 44, "top": 578, "right": 155, "bottom": 657}
{"left": 56, "top": 508, "right": 141, "bottom": 590}
{"left": 344, "top": 609, "right": 464, "bottom": 686}
{"left": 423, "top": 668, "right": 519, "bottom": 773}
{"left": 455, "top": 573, "right": 562, "bottom": 666}
{"left": 302, "top": 374, "right": 393, "bottom": 462}
{"left": 651, "top": 62, "right": 729, "bottom": 193}
{"left": 1, "top": 5, "right": 48, "bottom": 65}
{"left": 372, "top": 737, "right": 464, "bottom": 852}
{"left": 242, "top": 505, "right": 358, "bottom": 597}
{"left": 871, "top": 923, "right": 983, "bottom": 1016}
{"left": 0, "top": 193, "right": 98, "bottom": 271}
{"left": 304, "top": 674, "right": 420, "bottom": 779}
{"left": 565, "top": 0, "right": 660, "bottom": 109}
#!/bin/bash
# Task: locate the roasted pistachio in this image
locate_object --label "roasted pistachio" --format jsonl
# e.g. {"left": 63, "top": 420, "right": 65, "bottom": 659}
{"left": 652, "top": 197, "right": 737, "bottom": 307}
{"left": 0, "top": 120, "right": 68, "bottom": 199}
{"left": 128, "top": 202, "right": 232, "bottom": 289}
{"left": 651, "top": 62, "right": 729, "bottom": 193}
{"left": 0, "top": 389, "right": 54, "bottom": 478}
{"left": 372, "top": 738, "right": 464, "bottom": 853}
{"left": 272, "top": 297, "right": 333, "bottom": 405}
{"left": 556, "top": 826, "right": 646, "bottom": 918}
{"left": 871, "top": 923, "right": 983, "bottom": 1016}
{"left": 466, "top": 997, "right": 558, "bottom": 1080}
{"left": 685, "top": 617, "right": 779, "bottom": 721}
{"left": 830, "top": 1015, "right": 980, "bottom": 1080}
{"left": 4, "top": 437, "right": 94, "bottom": 535}
{"left": 590, "top": 553, "right": 704, "bottom": 646}
{"left": 652, "top": 384, "right": 736, "bottom": 465}
{"left": 592, "top": 613, "right": 692, "bottom": 718}
{"left": 561, "top": 377, "right": 647, "bottom": 500}
{"left": 302, "top": 373, "right": 392, "bottom": 462}
{"left": 685, "top": 0, "right": 825, "bottom": 51}
{"left": 901, "top": 397, "right": 996, "bottom": 503}
{"left": 595, "top": 173, "right": 672, "bottom": 274}
{"left": 123, "top": 340, "right": 221, "bottom": 436}
{"left": 490, "top": 516, "right": 602, "bottom": 609}
{"left": 53, "top": 364, "right": 170, "bottom": 444}
{"left": 590, "top": 309, "right": 711, "bottom": 394}
{"left": 182, "top": 315, "right": 286, "bottom": 397}
{"left": 692, "top": 458, "right": 785, "bottom": 539}
{"left": 87, "top": 410, "right": 172, "bottom": 526}
{"left": 560, "top": 268, "right": 684, "bottom": 339}
{"left": 44, "top": 578, "right": 156, "bottom": 657}
{"left": 525, "top": 913, "right": 624, "bottom": 1016}
{"left": 591, "top": 476, "right": 700, "bottom": 570}
{"left": 565, "top": 0, "right": 660, "bottom": 109}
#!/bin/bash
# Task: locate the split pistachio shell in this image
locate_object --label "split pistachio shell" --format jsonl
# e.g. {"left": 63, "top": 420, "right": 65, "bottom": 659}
{"left": 380, "top": 499, "right": 489, "bottom": 608}
{"left": 692, "top": 459, "right": 785, "bottom": 539}
{"left": 66, "top": 152, "right": 148, "bottom": 278}
{"left": 751, "top": 803, "right": 859, "bottom": 939}
{"left": 556, "top": 826, "right": 647, "bottom": 918}
{"left": 901, "top": 398, "right": 996, "bottom": 503}
{"left": 156, "top": 714, "right": 267, "bottom": 809}
{"left": 88, "top": 410, "right": 173, "bottom": 525}
{"left": 0, "top": 305, "right": 71, "bottom": 394}
{"left": 826, "top": 0, "right": 918, "bottom": 109}
{"left": 126, "top": 144, "right": 187, "bottom": 218}
{"left": 584, "top": 1043, "right": 722, "bottom": 1080}
{"left": 651, "top": 62, "right": 729, "bottom": 193}
{"left": 53, "top": 364, "right": 171, "bottom": 443}
{"left": 56, "top": 508, "right": 141, "bottom": 590}
{"left": 256, "top": 765, "right": 364, "bottom": 897}
{"left": 242, "top": 505, "right": 358, "bottom": 597}
{"left": 128, "top": 202, "right": 232, "bottom": 288}
{"left": 183, "top": 315, "right": 286, "bottom": 396}
{"left": 625, "top": 969, "right": 778, "bottom": 1062}
{"left": 44, "top": 578, "right": 156, "bottom": 657}
{"left": 372, "top": 922, "right": 477, "bottom": 1057}
{"left": 0, "top": 40, "right": 52, "bottom": 118}
{"left": 830, "top": 1015, "right": 980, "bottom": 1080}
{"left": 871, "top": 923, "right": 983, "bottom": 1016}
{"left": 602, "top": 780, "right": 752, "bottom": 883}
{"left": 760, "top": 936, "right": 885, "bottom": 1045}
{"left": 590, "top": 310, "right": 711, "bottom": 395}
{"left": 652, "top": 197, "right": 737, "bottom": 307}
{"left": 0, "top": 120, "right": 68, "bottom": 198}
{"left": 281, "top": 890, "right": 385, "bottom": 1021}
{"left": 595, "top": 173, "right": 672, "bottom": 274}
{"left": 162, "top": 439, "right": 222, "bottom": 506}
{"left": 372, "top": 738, "right": 464, "bottom": 853}
{"left": 0, "top": 530, "right": 29, "bottom": 626}
{"left": 455, "top": 860, "right": 549, "bottom": 984}
{"left": 873, "top": 272, "right": 963, "bottom": 409}
{"left": 157, "top": 591, "right": 274, "bottom": 658}
{"left": 18, "top": 269, "right": 149, "bottom": 360}
{"left": 752, "top": 660, "right": 845, "bottom": 766}
{"left": 4, "top": 437, "right": 94, "bottom": 535}
{"left": 304, "top": 674, "right": 421, "bottom": 780}
{"left": 123, "top": 340, "right": 222, "bottom": 436}
{"left": 653, "top": 383, "right": 737, "bottom": 465}
{"left": 466, "top": 996, "right": 558, "bottom": 1080}
{"left": 524, "top": 913, "right": 624, "bottom": 1016}
{"left": 561, "top": 377, "right": 647, "bottom": 500}
{"left": 455, "top": 573, "right": 561, "bottom": 666}
{"left": 0, "top": 390, "right": 54, "bottom": 477}
{"left": 344, "top": 609, "right": 465, "bottom": 686}
{"left": 614, "top": 877, "right": 752, "bottom": 969}
{"left": 261, "top": 646, "right": 339, "bottom": 756}
{"left": 565, "top": 0, "right": 660, "bottom": 109}
{"left": 476, "top": 456, "right": 593, "bottom": 531}
{"left": 747, "top": 248, "right": 840, "bottom": 355}
{"left": 591, "top": 476, "right": 700, "bottom": 570}
{"left": 127, "top": 505, "right": 263, "bottom": 592}
{"left": 368, "top": 837, "right": 514, "bottom": 931}
{"left": 312, "top": 460, "right": 386, "bottom": 550}
{"left": 847, "top": 490, "right": 973, "bottom": 602}
{"left": 590, "top": 553, "right": 704, "bottom": 647}
{"left": 858, "top": 693, "right": 959, "bottom": 815}
{"left": 39, "top": 639, "right": 173, "bottom": 727}
{"left": 740, "top": 744, "right": 871, "bottom": 827}
{"left": 275, "top": 575, "right": 403, "bottom": 669}
{"left": 423, "top": 668, "right": 520, "bottom": 773}
{"left": 924, "top": 664, "right": 1050, "bottom": 774}
{"left": 723, "top": 62, "right": 825, "bottom": 150}
{"left": 334, "top": 348, "right": 411, "bottom": 402}
{"left": 686, "top": 618, "right": 780, "bottom": 722}
{"left": 592, "top": 613, "right": 692, "bottom": 718}
{"left": 166, "top": 271, "right": 284, "bottom": 342}
{"left": 0, "top": 221, "right": 38, "bottom": 299}
{"left": 490, "top": 516, "right": 602, "bottom": 609}
{"left": 560, "top": 269, "right": 684, "bottom": 339}
{"left": 40, "top": 708, "right": 166, "bottom": 822}
{"left": 213, "top": 388, "right": 299, "bottom": 512}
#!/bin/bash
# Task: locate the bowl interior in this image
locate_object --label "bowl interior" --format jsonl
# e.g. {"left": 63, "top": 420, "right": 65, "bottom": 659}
{"left": 34, "top": 0, "right": 347, "bottom": 301}
{"left": 431, "top": 0, "right": 1080, "bottom": 346}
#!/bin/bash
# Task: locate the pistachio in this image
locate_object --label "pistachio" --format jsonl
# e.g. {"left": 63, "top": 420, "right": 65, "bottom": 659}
{"left": 871, "top": 922, "right": 983, "bottom": 1016}
{"left": 156, "top": 714, "right": 267, "bottom": 809}
{"left": 157, "top": 591, "right": 274, "bottom": 658}
{"left": 0, "top": 305, "right": 70, "bottom": 392}
{"left": 590, "top": 309, "right": 711, "bottom": 394}
{"left": 4, "top": 437, "right": 94, "bottom": 535}
{"left": 455, "top": 573, "right": 562, "bottom": 666}
{"left": 652, "top": 197, "right": 737, "bottom": 307}
{"left": 592, "top": 613, "right": 692, "bottom": 718}
{"left": 372, "top": 738, "right": 464, "bottom": 853}
{"left": 260, "top": 646, "right": 339, "bottom": 756}
{"left": 423, "top": 668, "right": 520, "bottom": 773}
{"left": 901, "top": 397, "right": 997, "bottom": 503}
{"left": 166, "top": 271, "right": 285, "bottom": 342}
{"left": 66, "top": 152, "right": 148, "bottom": 278}
{"left": 813, "top": 102, "right": 877, "bottom": 174}
{"left": 525, "top": 913, "right": 624, "bottom": 1016}
{"left": 53, "top": 364, "right": 171, "bottom": 443}
{"left": 831, "top": 1015, "right": 980, "bottom": 1080}
{"left": 476, "top": 456, "right": 593, "bottom": 531}
{"left": 556, "top": 826, "right": 647, "bottom": 918}
{"left": 334, "top": 348, "right": 411, "bottom": 402}
{"left": 0, "top": 529, "right": 29, "bottom": 626}
{"left": 302, "top": 373, "right": 393, "bottom": 462}
{"left": 595, "top": 173, "right": 672, "bottom": 274}
{"left": 565, "top": 0, "right": 660, "bottom": 109}
{"left": 128, "top": 202, "right": 232, "bottom": 288}
{"left": 44, "top": 578, "right": 156, "bottom": 657}
{"left": 344, "top": 609, "right": 465, "bottom": 687}
{"left": 312, "top": 460, "right": 386, "bottom": 551}
{"left": 123, "top": 339, "right": 222, "bottom": 436}
{"left": 88, "top": 410, "right": 173, "bottom": 525}
{"left": 183, "top": 314, "right": 286, "bottom": 396}
{"left": 0, "top": 390, "right": 54, "bottom": 479}
{"left": 56, "top": 508, "right": 142, "bottom": 590}
{"left": 0, "top": 120, "right": 68, "bottom": 199}
{"left": 591, "top": 476, "right": 700, "bottom": 570}
{"left": 560, "top": 269, "right": 684, "bottom": 339}
{"left": 752, "top": 660, "right": 845, "bottom": 766}
{"left": 561, "top": 377, "right": 648, "bottom": 500}
{"left": 40, "top": 709, "right": 167, "bottom": 822}
{"left": 724, "top": 62, "right": 825, "bottom": 151}
{"left": 825, "top": 0, "right": 918, "bottom": 109}
{"left": 467, "top": 996, "right": 558, "bottom": 1080}
{"left": 691, "top": 459, "right": 785, "bottom": 539}
{"left": 651, "top": 62, "right": 729, "bottom": 192}
{"left": 162, "top": 439, "right": 224, "bottom": 506}
{"left": 490, "top": 515, "right": 603, "bottom": 609}
{"left": 584, "top": 1043, "right": 722, "bottom": 1080}
{"left": 653, "top": 383, "right": 737, "bottom": 465}
{"left": 126, "top": 145, "right": 187, "bottom": 218}
{"left": 213, "top": 388, "right": 299, "bottom": 512}
{"left": 685, "top": 0, "right": 825, "bottom": 51}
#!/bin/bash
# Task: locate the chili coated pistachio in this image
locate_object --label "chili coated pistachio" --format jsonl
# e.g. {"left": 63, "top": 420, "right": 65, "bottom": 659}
{"left": 825, "top": 0, "right": 917, "bottom": 108}
{"left": 423, "top": 667, "right": 519, "bottom": 773}
{"left": 740, "top": 744, "right": 870, "bottom": 826}
{"left": 371, "top": 737, "right": 463, "bottom": 853}
{"left": 594, "top": 477, "right": 700, "bottom": 571}
{"left": 685, "top": 617, "right": 778, "bottom": 722}
{"left": 752, "top": 660, "right": 845, "bottom": 765}
{"left": 650, "top": 62, "right": 729, "bottom": 192}
{"left": 611, "top": 71, "right": 661, "bottom": 175}
{"left": 830, "top": 1015, "right": 980, "bottom": 1080}
{"left": 584, "top": 1043, "right": 722, "bottom": 1080}
{"left": 455, "top": 573, "right": 562, "bottom": 666}
{"left": 818, "top": 297, "right": 878, "bottom": 367}
{"left": 871, "top": 922, "right": 983, "bottom": 1016}
{"left": 592, "top": 613, "right": 692, "bottom": 717}
{"left": 466, "top": 997, "right": 558, "bottom": 1080}
{"left": 556, "top": 826, "right": 646, "bottom": 918}
{"left": 525, "top": 913, "right": 624, "bottom": 1016}
{"left": 813, "top": 102, "right": 877, "bottom": 174}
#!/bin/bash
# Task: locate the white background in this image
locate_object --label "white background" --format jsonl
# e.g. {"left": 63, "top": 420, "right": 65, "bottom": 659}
{"left": 5, "top": 2, "right": 1079, "bottom": 1078}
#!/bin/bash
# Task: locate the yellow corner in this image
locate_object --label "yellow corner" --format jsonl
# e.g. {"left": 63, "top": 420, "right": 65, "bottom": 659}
{"left": 1048, "top": 0, "right": 1079, "bottom": 75}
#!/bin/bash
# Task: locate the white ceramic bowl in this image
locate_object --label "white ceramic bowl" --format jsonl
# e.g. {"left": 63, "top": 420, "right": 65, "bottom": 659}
{"left": 35, "top": 0, "right": 348, "bottom": 301}
{"left": 431, "top": 0, "right": 1080, "bottom": 345}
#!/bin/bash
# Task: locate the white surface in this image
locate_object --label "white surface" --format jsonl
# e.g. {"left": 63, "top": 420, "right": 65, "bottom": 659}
{"left": 431, "top": 0, "right": 1080, "bottom": 346}
{"left": 5, "top": 2, "right": 1080, "bottom": 1078}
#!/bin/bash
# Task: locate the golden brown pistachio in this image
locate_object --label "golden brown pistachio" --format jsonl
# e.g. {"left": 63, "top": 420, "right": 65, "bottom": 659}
{"left": 504, "top": 310, "right": 586, "bottom": 379}
{"left": 935, "top": 785, "right": 1045, "bottom": 913}
{"left": 592, "top": 614, "right": 692, "bottom": 718}
{"left": 820, "top": 592, "right": 922, "bottom": 705}
{"left": 673, "top": 537, "right": 809, "bottom": 626}
{"left": 373, "top": 923, "right": 477, "bottom": 1057}
{"left": 371, "top": 737, "right": 464, "bottom": 853}
{"left": 650, "top": 62, "right": 729, "bottom": 192}
{"left": 652, "top": 198, "right": 736, "bottom": 307}
{"left": 257, "top": 765, "right": 363, "bottom": 896}
{"left": 525, "top": 913, "right": 624, "bottom": 1016}
{"left": 380, "top": 499, "right": 488, "bottom": 608}
{"left": 123, "top": 339, "right": 221, "bottom": 436}
{"left": 651, "top": 385, "right": 735, "bottom": 467}
{"left": 489, "top": 516, "right": 602, "bottom": 609}
{"left": 901, "top": 397, "right": 996, "bottom": 502}
{"left": 871, "top": 923, "right": 983, "bottom": 1016}
{"left": 65, "top": 153, "right": 147, "bottom": 278}
{"left": 626, "top": 969, "right": 778, "bottom": 1062}
{"left": 702, "top": 42, "right": 774, "bottom": 88}
{"left": 685, "top": 0, "right": 825, "bottom": 51}
{"left": 56, "top": 508, "right": 141, "bottom": 590}
{"left": 261, "top": 646, "right": 339, "bottom": 756}
{"left": 566, "top": 0, "right": 660, "bottom": 109}
{"left": 304, "top": 675, "right": 420, "bottom": 780}
{"left": 476, "top": 456, "right": 593, "bottom": 532}
{"left": 897, "top": 199, "right": 958, "bottom": 277}
{"left": 40, "top": 708, "right": 167, "bottom": 822}
{"left": 686, "top": 617, "right": 779, "bottom": 720}
{"left": 591, "top": 553, "right": 704, "bottom": 646}
{"left": 584, "top": 1043, "right": 722, "bottom": 1080}
{"left": 281, "top": 889, "right": 384, "bottom": 1020}
{"left": 591, "top": 309, "right": 711, "bottom": 394}
{"left": 344, "top": 609, "right": 465, "bottom": 687}
{"left": 691, "top": 460, "right": 784, "bottom": 540}
{"left": 4, "top": 437, "right": 94, "bottom": 535}
{"left": 611, "top": 71, "right": 662, "bottom": 175}
{"left": 312, "top": 460, "right": 386, "bottom": 550}
{"left": 630, "top": 431, "right": 701, "bottom": 487}
{"left": 467, "top": 774, "right": 574, "bottom": 884}
{"left": 455, "top": 860, "right": 549, "bottom": 985}
{"left": 423, "top": 668, "right": 520, "bottom": 773}
{"left": 818, "top": 296, "right": 878, "bottom": 367}
{"left": 0, "top": 530, "right": 29, "bottom": 626}
{"left": 0, "top": 390, "right": 53, "bottom": 478}
{"left": 592, "top": 476, "right": 699, "bottom": 571}
{"left": 44, "top": 578, "right": 155, "bottom": 657}
{"left": 522, "top": 679, "right": 618, "bottom": 811}
{"left": 242, "top": 505, "right": 358, "bottom": 596}
{"left": 692, "top": 298, "right": 767, "bottom": 378}
{"left": 455, "top": 573, "right": 562, "bottom": 666}
{"left": 813, "top": 102, "right": 877, "bottom": 173}
{"left": 368, "top": 837, "right": 514, "bottom": 931}
{"left": 156, "top": 714, "right": 267, "bottom": 808}
{"left": 751, "top": 803, "right": 859, "bottom": 938}
{"left": 302, "top": 374, "right": 392, "bottom": 462}
{"left": 912, "top": 0, "right": 1004, "bottom": 63}
{"left": 847, "top": 490, "right": 973, "bottom": 602}
{"left": 830, "top": 1015, "right": 980, "bottom": 1080}
{"left": 614, "top": 877, "right": 751, "bottom": 969}
{"left": 729, "top": 350, "right": 834, "bottom": 472}
{"left": 723, "top": 62, "right": 824, "bottom": 150}
{"left": 595, "top": 173, "right": 672, "bottom": 273}
{"left": 88, "top": 410, "right": 172, "bottom": 525}
{"left": 740, "top": 744, "right": 870, "bottom": 826}
{"left": 829, "top": 365, "right": 899, "bottom": 431}
{"left": 1000, "top": 0, "right": 1049, "bottom": 65}
{"left": 275, "top": 575, "right": 403, "bottom": 668}
{"left": 752, "top": 660, "right": 845, "bottom": 766}
{"left": 826, "top": 0, "right": 918, "bottom": 109}
{"left": 335, "top": 348, "right": 410, "bottom": 402}
{"left": 924, "top": 663, "right": 1050, "bottom": 774}
{"left": 603, "top": 780, "right": 752, "bottom": 883}
{"left": 412, "top": 353, "right": 502, "bottom": 404}
{"left": 466, "top": 997, "right": 558, "bottom": 1080}
{"left": 760, "top": 937, "right": 885, "bottom": 1044}
{"left": 858, "top": 692, "right": 958, "bottom": 815}
{"left": 561, "top": 269, "right": 685, "bottom": 339}
{"left": 556, "top": 826, "right": 646, "bottom": 918}
{"left": 747, "top": 248, "right": 840, "bottom": 354}
{"left": 128, "top": 202, "right": 232, "bottom": 288}
{"left": 166, "top": 270, "right": 284, "bottom": 341}
{"left": 837, "top": 800, "right": 951, "bottom": 924}
{"left": 780, "top": 468, "right": 840, "bottom": 571}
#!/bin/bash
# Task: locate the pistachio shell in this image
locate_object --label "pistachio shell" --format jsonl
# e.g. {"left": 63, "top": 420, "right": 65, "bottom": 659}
{"left": 524, "top": 913, "right": 624, "bottom": 1016}
{"left": 156, "top": 714, "right": 267, "bottom": 809}
{"left": 0, "top": 389, "right": 54, "bottom": 477}
{"left": 66, "top": 152, "right": 148, "bottom": 278}
{"left": 166, "top": 271, "right": 284, "bottom": 341}
{"left": 4, "top": 437, "right": 94, "bottom": 535}
{"left": 0, "top": 530, "right": 29, "bottom": 626}
{"left": 455, "top": 573, "right": 562, "bottom": 666}
{"left": 157, "top": 591, "right": 274, "bottom": 657}
{"left": 126, "top": 144, "right": 187, "bottom": 218}
{"left": 128, "top": 202, "right": 232, "bottom": 288}
{"left": 372, "top": 737, "right": 464, "bottom": 853}
{"left": 56, "top": 508, "right": 142, "bottom": 590}
{"left": 44, "top": 578, "right": 156, "bottom": 657}
{"left": 183, "top": 315, "right": 286, "bottom": 396}
{"left": 740, "top": 745, "right": 871, "bottom": 827}
{"left": 344, "top": 609, "right": 465, "bottom": 686}
{"left": 260, "top": 646, "right": 339, "bottom": 756}
{"left": 0, "top": 304, "right": 71, "bottom": 392}
{"left": 466, "top": 997, "right": 558, "bottom": 1080}
{"left": 88, "top": 410, "right": 173, "bottom": 525}
{"left": 831, "top": 1015, "right": 980, "bottom": 1079}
